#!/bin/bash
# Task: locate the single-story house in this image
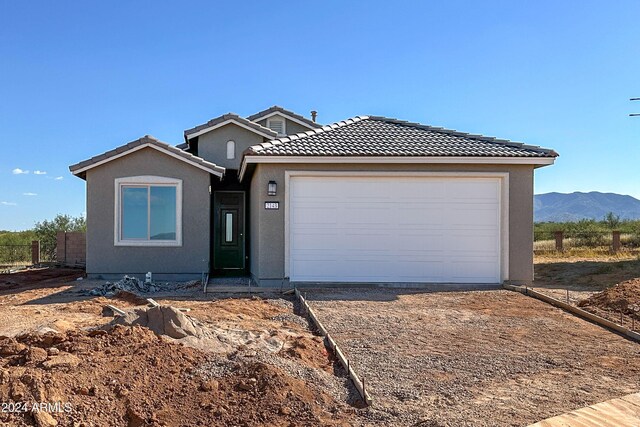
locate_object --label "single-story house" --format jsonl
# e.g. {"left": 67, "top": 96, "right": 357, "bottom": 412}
{"left": 70, "top": 106, "right": 557, "bottom": 286}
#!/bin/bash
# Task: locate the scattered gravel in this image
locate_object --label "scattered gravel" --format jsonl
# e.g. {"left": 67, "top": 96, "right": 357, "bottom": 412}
{"left": 306, "top": 288, "right": 640, "bottom": 427}
{"left": 270, "top": 313, "right": 309, "bottom": 328}
{"left": 191, "top": 349, "right": 356, "bottom": 404}
{"left": 267, "top": 297, "right": 294, "bottom": 310}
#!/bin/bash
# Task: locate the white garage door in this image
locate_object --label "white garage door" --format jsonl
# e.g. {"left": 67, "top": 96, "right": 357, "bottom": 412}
{"left": 288, "top": 175, "right": 502, "bottom": 283}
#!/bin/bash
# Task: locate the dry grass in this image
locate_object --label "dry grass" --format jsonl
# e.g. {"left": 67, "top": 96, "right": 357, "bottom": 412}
{"left": 534, "top": 249, "right": 639, "bottom": 262}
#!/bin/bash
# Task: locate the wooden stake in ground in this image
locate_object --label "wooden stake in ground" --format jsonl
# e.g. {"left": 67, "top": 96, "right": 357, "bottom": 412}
{"left": 147, "top": 298, "right": 160, "bottom": 307}
{"left": 105, "top": 304, "right": 126, "bottom": 316}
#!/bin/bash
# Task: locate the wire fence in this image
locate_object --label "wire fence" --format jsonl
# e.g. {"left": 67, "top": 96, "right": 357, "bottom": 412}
{"left": 0, "top": 241, "right": 58, "bottom": 273}
{"left": 0, "top": 245, "right": 32, "bottom": 271}
{"left": 534, "top": 230, "right": 640, "bottom": 253}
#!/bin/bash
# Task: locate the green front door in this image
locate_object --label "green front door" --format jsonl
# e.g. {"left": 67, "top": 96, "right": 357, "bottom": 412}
{"left": 213, "top": 191, "right": 245, "bottom": 270}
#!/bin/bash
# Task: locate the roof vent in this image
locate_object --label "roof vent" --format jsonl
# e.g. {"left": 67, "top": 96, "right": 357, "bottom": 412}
{"left": 267, "top": 118, "right": 285, "bottom": 136}
{"left": 311, "top": 110, "right": 318, "bottom": 122}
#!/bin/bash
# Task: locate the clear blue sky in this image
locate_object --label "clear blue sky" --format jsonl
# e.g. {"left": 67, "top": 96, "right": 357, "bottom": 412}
{"left": 2, "top": 1, "right": 639, "bottom": 230}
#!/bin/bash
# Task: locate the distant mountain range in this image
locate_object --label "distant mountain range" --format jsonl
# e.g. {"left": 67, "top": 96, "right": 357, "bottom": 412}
{"left": 534, "top": 192, "right": 640, "bottom": 222}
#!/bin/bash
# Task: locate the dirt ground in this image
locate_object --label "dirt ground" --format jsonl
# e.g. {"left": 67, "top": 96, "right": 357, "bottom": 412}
{"left": 533, "top": 254, "right": 640, "bottom": 304}
{"left": 0, "top": 268, "right": 356, "bottom": 426}
{"left": 3, "top": 265, "right": 640, "bottom": 426}
{"left": 306, "top": 288, "right": 640, "bottom": 427}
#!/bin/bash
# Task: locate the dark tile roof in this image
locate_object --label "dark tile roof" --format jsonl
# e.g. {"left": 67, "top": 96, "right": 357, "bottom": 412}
{"left": 184, "top": 113, "right": 278, "bottom": 139}
{"left": 69, "top": 135, "right": 225, "bottom": 179}
{"left": 246, "top": 116, "right": 558, "bottom": 158}
{"left": 246, "top": 105, "right": 322, "bottom": 129}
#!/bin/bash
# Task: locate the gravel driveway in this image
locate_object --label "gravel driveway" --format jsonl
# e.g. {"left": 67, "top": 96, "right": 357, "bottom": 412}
{"left": 306, "top": 288, "right": 640, "bottom": 427}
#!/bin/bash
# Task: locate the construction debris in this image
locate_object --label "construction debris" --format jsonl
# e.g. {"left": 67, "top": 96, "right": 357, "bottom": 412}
{"left": 146, "top": 298, "right": 160, "bottom": 307}
{"left": 85, "top": 275, "right": 199, "bottom": 297}
{"left": 105, "top": 304, "right": 126, "bottom": 316}
{"left": 146, "top": 298, "right": 190, "bottom": 312}
{"left": 104, "top": 305, "right": 286, "bottom": 353}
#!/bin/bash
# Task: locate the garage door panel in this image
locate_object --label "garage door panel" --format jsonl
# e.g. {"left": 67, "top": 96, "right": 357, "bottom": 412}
{"left": 446, "top": 207, "right": 497, "bottom": 226}
{"left": 342, "top": 207, "right": 392, "bottom": 225}
{"left": 292, "top": 180, "right": 336, "bottom": 198}
{"left": 449, "top": 233, "right": 499, "bottom": 253}
{"left": 289, "top": 176, "right": 501, "bottom": 283}
{"left": 449, "top": 260, "right": 500, "bottom": 282}
{"left": 447, "top": 180, "right": 499, "bottom": 199}
{"left": 394, "top": 234, "right": 447, "bottom": 249}
{"left": 341, "top": 233, "right": 393, "bottom": 250}
{"left": 399, "top": 207, "right": 445, "bottom": 225}
{"left": 291, "top": 232, "right": 341, "bottom": 250}
{"left": 292, "top": 207, "right": 337, "bottom": 225}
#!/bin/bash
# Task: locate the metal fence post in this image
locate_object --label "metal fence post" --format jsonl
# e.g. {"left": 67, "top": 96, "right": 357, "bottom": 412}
{"left": 31, "top": 240, "right": 40, "bottom": 265}
{"left": 554, "top": 231, "right": 564, "bottom": 252}
{"left": 612, "top": 231, "right": 621, "bottom": 253}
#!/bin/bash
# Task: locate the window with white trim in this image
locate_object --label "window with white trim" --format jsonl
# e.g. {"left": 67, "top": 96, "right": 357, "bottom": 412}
{"left": 267, "top": 118, "right": 286, "bottom": 136}
{"left": 115, "top": 176, "right": 182, "bottom": 246}
{"left": 226, "top": 140, "right": 235, "bottom": 159}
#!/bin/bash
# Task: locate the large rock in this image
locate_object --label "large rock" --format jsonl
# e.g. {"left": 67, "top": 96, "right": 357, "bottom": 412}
{"left": 33, "top": 410, "right": 58, "bottom": 427}
{"left": 109, "top": 306, "right": 204, "bottom": 339}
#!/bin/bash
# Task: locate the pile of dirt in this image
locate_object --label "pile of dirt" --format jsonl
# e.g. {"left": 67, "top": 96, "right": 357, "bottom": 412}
{"left": 0, "top": 326, "right": 352, "bottom": 426}
{"left": 577, "top": 278, "right": 640, "bottom": 316}
{"left": 86, "top": 275, "right": 200, "bottom": 296}
{"left": 107, "top": 305, "right": 285, "bottom": 353}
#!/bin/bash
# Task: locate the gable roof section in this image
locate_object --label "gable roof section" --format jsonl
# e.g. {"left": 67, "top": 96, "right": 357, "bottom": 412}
{"left": 184, "top": 113, "right": 278, "bottom": 141}
{"left": 69, "top": 135, "right": 225, "bottom": 179}
{"left": 246, "top": 105, "right": 322, "bottom": 129}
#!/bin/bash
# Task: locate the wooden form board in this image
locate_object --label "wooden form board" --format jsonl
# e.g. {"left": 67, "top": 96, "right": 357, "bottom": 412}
{"left": 529, "top": 392, "right": 640, "bottom": 426}
{"left": 295, "top": 289, "right": 373, "bottom": 406}
{"left": 503, "top": 284, "right": 640, "bottom": 342}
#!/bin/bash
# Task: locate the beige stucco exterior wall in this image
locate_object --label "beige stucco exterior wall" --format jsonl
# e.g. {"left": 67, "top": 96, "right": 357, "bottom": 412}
{"left": 197, "top": 123, "right": 265, "bottom": 170}
{"left": 85, "top": 147, "right": 212, "bottom": 279}
{"left": 248, "top": 162, "right": 535, "bottom": 286}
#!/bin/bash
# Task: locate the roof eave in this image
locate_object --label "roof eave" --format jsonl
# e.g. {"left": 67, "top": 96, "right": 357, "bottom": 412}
{"left": 69, "top": 138, "right": 226, "bottom": 179}
{"left": 239, "top": 155, "right": 556, "bottom": 181}
{"left": 246, "top": 106, "right": 322, "bottom": 129}
{"left": 184, "top": 114, "right": 278, "bottom": 140}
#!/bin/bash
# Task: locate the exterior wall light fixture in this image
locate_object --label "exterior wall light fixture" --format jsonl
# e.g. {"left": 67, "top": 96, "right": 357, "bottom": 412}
{"left": 267, "top": 181, "right": 277, "bottom": 196}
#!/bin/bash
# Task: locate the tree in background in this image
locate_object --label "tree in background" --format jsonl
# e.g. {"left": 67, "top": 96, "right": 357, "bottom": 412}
{"left": 603, "top": 212, "right": 621, "bottom": 230}
{"left": 34, "top": 214, "right": 86, "bottom": 260}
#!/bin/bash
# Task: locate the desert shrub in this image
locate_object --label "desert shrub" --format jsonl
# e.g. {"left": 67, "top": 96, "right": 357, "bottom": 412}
{"left": 566, "top": 219, "right": 608, "bottom": 247}
{"left": 0, "top": 230, "right": 37, "bottom": 246}
{"left": 626, "top": 222, "right": 640, "bottom": 247}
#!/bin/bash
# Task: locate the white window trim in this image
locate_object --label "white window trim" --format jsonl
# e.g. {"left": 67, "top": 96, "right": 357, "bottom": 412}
{"left": 114, "top": 176, "right": 183, "bottom": 247}
{"left": 226, "top": 140, "right": 235, "bottom": 160}
{"left": 267, "top": 117, "right": 286, "bottom": 136}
